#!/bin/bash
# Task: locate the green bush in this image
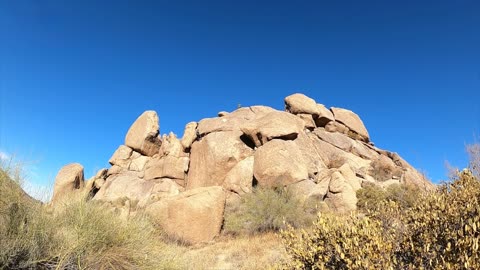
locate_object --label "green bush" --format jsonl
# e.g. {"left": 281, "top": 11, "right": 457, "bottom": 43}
{"left": 356, "top": 183, "right": 419, "bottom": 212}
{"left": 224, "top": 187, "right": 314, "bottom": 235}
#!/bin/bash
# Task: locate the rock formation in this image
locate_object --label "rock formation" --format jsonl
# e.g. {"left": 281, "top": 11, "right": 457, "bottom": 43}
{"left": 51, "top": 163, "right": 85, "bottom": 204}
{"left": 50, "top": 93, "right": 433, "bottom": 243}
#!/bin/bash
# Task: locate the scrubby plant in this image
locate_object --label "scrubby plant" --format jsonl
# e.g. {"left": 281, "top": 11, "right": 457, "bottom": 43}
{"left": 356, "top": 183, "right": 419, "bottom": 212}
{"left": 280, "top": 166, "right": 480, "bottom": 269}
{"left": 280, "top": 213, "right": 397, "bottom": 269}
{"left": 369, "top": 157, "right": 403, "bottom": 182}
{"left": 224, "top": 187, "right": 315, "bottom": 235}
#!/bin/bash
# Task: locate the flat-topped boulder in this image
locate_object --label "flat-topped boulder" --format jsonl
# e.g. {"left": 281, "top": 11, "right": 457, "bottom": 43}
{"left": 285, "top": 93, "right": 319, "bottom": 115}
{"left": 330, "top": 107, "right": 370, "bottom": 142}
{"left": 241, "top": 111, "right": 305, "bottom": 147}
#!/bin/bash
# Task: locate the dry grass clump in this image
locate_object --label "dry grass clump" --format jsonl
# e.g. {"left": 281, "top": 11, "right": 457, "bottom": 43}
{"left": 179, "top": 232, "right": 287, "bottom": 270}
{"left": 223, "top": 187, "right": 315, "bottom": 236}
{"left": 280, "top": 144, "right": 480, "bottom": 269}
{"left": 0, "top": 162, "right": 182, "bottom": 270}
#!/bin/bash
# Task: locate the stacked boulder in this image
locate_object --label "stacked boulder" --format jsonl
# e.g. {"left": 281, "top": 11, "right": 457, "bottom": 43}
{"left": 51, "top": 93, "right": 433, "bottom": 244}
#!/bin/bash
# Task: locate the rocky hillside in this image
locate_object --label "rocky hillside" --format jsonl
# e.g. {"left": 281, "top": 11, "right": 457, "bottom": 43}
{"left": 49, "top": 93, "right": 433, "bottom": 244}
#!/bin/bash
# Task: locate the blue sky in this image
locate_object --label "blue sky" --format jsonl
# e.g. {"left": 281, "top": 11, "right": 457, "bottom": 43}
{"left": 1, "top": 0, "right": 479, "bottom": 193}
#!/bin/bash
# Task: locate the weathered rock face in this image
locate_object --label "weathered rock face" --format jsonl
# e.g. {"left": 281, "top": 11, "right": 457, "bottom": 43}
{"left": 125, "top": 111, "right": 161, "bottom": 156}
{"left": 109, "top": 145, "right": 133, "bottom": 168}
{"left": 187, "top": 130, "right": 253, "bottom": 189}
{"left": 144, "top": 156, "right": 189, "bottom": 181}
{"left": 285, "top": 93, "right": 319, "bottom": 115}
{"left": 181, "top": 122, "right": 198, "bottom": 149}
{"left": 223, "top": 156, "right": 254, "bottom": 194}
{"left": 51, "top": 163, "right": 85, "bottom": 205}
{"left": 53, "top": 93, "right": 434, "bottom": 243}
{"left": 315, "top": 104, "right": 335, "bottom": 127}
{"left": 331, "top": 107, "right": 370, "bottom": 142}
{"left": 146, "top": 186, "right": 226, "bottom": 244}
{"left": 93, "top": 172, "right": 155, "bottom": 208}
{"left": 241, "top": 111, "right": 305, "bottom": 147}
{"left": 253, "top": 139, "right": 308, "bottom": 187}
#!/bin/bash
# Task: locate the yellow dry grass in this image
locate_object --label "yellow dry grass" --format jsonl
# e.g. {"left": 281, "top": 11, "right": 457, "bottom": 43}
{"left": 171, "top": 232, "right": 288, "bottom": 270}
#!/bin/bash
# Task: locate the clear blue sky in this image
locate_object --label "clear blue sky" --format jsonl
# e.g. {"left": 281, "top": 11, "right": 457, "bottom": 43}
{"left": 1, "top": 1, "right": 479, "bottom": 192}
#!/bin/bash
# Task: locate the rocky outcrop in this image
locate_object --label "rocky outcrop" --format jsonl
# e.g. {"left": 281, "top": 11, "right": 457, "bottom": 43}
{"left": 285, "top": 93, "right": 319, "bottom": 115}
{"left": 51, "top": 163, "right": 85, "bottom": 205}
{"left": 181, "top": 122, "right": 198, "bottom": 149}
{"left": 187, "top": 131, "right": 253, "bottom": 189}
{"left": 241, "top": 111, "right": 305, "bottom": 147}
{"left": 253, "top": 140, "right": 308, "bottom": 187}
{"left": 223, "top": 156, "right": 254, "bottom": 194}
{"left": 331, "top": 107, "right": 370, "bottom": 142}
{"left": 146, "top": 186, "right": 226, "bottom": 244}
{"left": 125, "top": 111, "right": 161, "bottom": 156}
{"left": 52, "top": 93, "right": 434, "bottom": 243}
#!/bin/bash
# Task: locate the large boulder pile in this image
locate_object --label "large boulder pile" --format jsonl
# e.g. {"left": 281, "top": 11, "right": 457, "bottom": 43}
{"left": 50, "top": 93, "right": 433, "bottom": 243}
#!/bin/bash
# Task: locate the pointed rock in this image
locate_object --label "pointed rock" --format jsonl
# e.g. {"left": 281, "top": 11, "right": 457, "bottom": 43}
{"left": 51, "top": 163, "right": 85, "bottom": 205}
{"left": 181, "top": 122, "right": 198, "bottom": 150}
{"left": 125, "top": 111, "right": 161, "bottom": 156}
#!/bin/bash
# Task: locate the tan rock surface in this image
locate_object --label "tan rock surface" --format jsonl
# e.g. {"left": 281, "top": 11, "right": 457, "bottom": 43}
{"left": 253, "top": 140, "right": 308, "bottom": 187}
{"left": 284, "top": 93, "right": 319, "bottom": 115}
{"left": 331, "top": 107, "right": 370, "bottom": 142}
{"left": 187, "top": 131, "right": 253, "bottom": 189}
{"left": 93, "top": 172, "right": 155, "bottom": 208}
{"left": 223, "top": 156, "right": 254, "bottom": 194}
{"left": 51, "top": 163, "right": 85, "bottom": 205}
{"left": 159, "top": 132, "right": 184, "bottom": 157}
{"left": 181, "top": 122, "right": 198, "bottom": 149}
{"left": 297, "top": 114, "right": 316, "bottom": 130}
{"left": 146, "top": 186, "right": 226, "bottom": 244}
{"left": 125, "top": 111, "right": 161, "bottom": 156}
{"left": 314, "top": 104, "right": 335, "bottom": 127}
{"left": 144, "top": 156, "right": 189, "bottom": 180}
{"left": 109, "top": 145, "right": 133, "bottom": 168}
{"left": 241, "top": 111, "right": 305, "bottom": 147}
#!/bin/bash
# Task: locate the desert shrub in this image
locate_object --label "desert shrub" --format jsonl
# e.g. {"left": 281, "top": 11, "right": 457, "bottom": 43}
{"left": 281, "top": 168, "right": 480, "bottom": 269}
{"left": 394, "top": 169, "right": 480, "bottom": 269}
{"left": 326, "top": 154, "right": 346, "bottom": 169}
{"left": 356, "top": 183, "right": 419, "bottom": 212}
{"left": 369, "top": 156, "right": 403, "bottom": 182}
{"left": 280, "top": 213, "right": 397, "bottom": 269}
{"left": 224, "top": 187, "right": 314, "bottom": 235}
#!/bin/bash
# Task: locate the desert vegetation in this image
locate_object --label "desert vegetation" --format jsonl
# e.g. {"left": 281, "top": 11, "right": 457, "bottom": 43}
{"left": 3, "top": 143, "right": 480, "bottom": 269}
{"left": 0, "top": 161, "right": 182, "bottom": 270}
{"left": 224, "top": 187, "right": 315, "bottom": 235}
{"left": 280, "top": 144, "right": 480, "bottom": 269}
